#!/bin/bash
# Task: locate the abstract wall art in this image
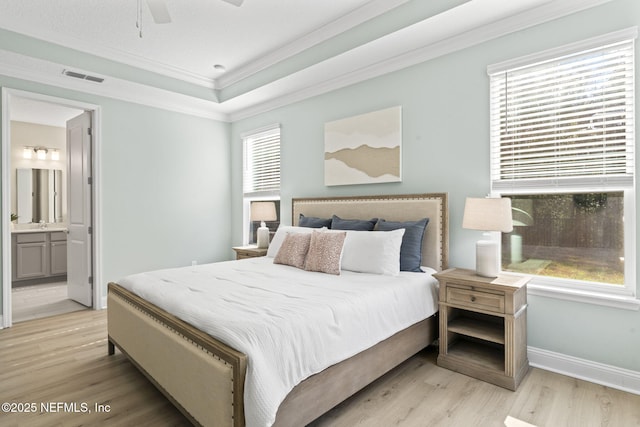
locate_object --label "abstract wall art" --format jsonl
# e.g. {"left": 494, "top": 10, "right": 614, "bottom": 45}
{"left": 324, "top": 106, "right": 402, "bottom": 186}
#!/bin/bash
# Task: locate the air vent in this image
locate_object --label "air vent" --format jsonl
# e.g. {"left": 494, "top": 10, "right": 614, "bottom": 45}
{"left": 62, "top": 69, "right": 105, "bottom": 83}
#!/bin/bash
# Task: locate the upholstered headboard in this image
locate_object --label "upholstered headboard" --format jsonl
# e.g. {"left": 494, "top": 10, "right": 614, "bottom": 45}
{"left": 292, "top": 193, "right": 449, "bottom": 272}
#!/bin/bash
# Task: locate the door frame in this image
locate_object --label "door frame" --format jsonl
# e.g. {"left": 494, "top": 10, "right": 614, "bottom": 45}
{"left": 1, "top": 88, "right": 103, "bottom": 328}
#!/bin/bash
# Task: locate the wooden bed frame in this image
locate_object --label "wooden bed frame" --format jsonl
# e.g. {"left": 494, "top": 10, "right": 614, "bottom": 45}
{"left": 107, "top": 193, "right": 448, "bottom": 427}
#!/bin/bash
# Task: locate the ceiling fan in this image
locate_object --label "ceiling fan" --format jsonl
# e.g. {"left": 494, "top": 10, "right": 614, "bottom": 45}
{"left": 138, "top": 0, "right": 245, "bottom": 36}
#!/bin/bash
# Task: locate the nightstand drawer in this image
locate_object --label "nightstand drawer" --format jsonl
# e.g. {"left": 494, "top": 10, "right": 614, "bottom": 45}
{"left": 232, "top": 246, "right": 268, "bottom": 260}
{"left": 235, "top": 251, "right": 257, "bottom": 259}
{"left": 446, "top": 285, "right": 505, "bottom": 313}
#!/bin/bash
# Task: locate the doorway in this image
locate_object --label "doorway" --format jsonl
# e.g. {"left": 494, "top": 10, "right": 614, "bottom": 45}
{"left": 1, "top": 89, "right": 103, "bottom": 328}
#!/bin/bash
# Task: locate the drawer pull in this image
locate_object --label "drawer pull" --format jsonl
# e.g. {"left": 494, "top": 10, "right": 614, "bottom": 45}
{"left": 446, "top": 286, "right": 505, "bottom": 313}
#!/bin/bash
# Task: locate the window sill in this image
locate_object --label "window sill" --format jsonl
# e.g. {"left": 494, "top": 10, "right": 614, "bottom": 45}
{"left": 528, "top": 282, "right": 640, "bottom": 311}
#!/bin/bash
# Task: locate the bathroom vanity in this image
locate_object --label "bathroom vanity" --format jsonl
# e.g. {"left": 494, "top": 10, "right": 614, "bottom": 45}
{"left": 11, "top": 228, "right": 67, "bottom": 286}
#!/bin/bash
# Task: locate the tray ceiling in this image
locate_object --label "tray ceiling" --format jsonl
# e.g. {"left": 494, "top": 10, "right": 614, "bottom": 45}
{"left": 0, "top": 0, "right": 613, "bottom": 121}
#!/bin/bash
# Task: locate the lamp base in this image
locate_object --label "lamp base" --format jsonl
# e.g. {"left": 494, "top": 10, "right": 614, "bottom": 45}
{"left": 510, "top": 234, "right": 523, "bottom": 264}
{"left": 476, "top": 240, "right": 499, "bottom": 278}
{"left": 256, "top": 223, "right": 270, "bottom": 249}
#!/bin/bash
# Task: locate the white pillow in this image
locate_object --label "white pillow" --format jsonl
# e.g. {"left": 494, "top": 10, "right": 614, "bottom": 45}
{"left": 341, "top": 229, "right": 405, "bottom": 276}
{"left": 266, "top": 226, "right": 316, "bottom": 257}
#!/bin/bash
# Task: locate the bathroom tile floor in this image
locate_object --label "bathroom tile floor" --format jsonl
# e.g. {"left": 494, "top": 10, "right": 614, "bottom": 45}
{"left": 12, "top": 282, "right": 87, "bottom": 323}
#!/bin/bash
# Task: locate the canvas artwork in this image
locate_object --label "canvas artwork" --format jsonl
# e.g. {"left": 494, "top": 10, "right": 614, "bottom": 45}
{"left": 324, "top": 106, "right": 402, "bottom": 186}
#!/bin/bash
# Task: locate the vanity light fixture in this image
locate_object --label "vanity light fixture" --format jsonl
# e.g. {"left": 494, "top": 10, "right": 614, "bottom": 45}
{"left": 22, "top": 146, "right": 61, "bottom": 161}
{"left": 36, "top": 148, "right": 48, "bottom": 160}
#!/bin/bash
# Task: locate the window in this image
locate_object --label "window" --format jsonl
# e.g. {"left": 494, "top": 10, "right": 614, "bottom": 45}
{"left": 503, "top": 192, "right": 624, "bottom": 285}
{"left": 488, "top": 29, "right": 636, "bottom": 297}
{"left": 242, "top": 124, "right": 281, "bottom": 245}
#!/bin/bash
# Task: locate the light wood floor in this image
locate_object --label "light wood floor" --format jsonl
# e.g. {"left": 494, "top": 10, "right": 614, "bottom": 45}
{"left": 1, "top": 310, "right": 639, "bottom": 427}
{"left": 12, "top": 282, "right": 87, "bottom": 323}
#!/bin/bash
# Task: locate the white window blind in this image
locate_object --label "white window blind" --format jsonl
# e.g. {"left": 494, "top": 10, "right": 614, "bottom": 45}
{"left": 243, "top": 125, "right": 281, "bottom": 197}
{"left": 490, "top": 37, "right": 635, "bottom": 192}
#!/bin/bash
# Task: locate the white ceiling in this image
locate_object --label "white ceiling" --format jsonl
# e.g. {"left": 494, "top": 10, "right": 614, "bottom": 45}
{"left": 0, "top": 0, "right": 391, "bottom": 86}
{"left": 9, "top": 97, "right": 83, "bottom": 127}
{"left": 0, "top": 0, "right": 613, "bottom": 122}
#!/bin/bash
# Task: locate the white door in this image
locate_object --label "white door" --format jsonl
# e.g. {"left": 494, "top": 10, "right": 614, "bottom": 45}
{"left": 66, "top": 112, "right": 93, "bottom": 307}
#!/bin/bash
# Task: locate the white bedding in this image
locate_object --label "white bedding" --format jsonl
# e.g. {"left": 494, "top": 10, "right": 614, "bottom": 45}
{"left": 118, "top": 257, "right": 439, "bottom": 427}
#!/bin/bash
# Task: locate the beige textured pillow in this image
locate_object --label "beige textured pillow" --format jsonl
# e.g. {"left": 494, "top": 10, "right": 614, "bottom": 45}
{"left": 304, "top": 230, "right": 347, "bottom": 275}
{"left": 273, "top": 232, "right": 312, "bottom": 269}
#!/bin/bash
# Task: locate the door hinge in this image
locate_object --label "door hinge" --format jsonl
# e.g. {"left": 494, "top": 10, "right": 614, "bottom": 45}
{"left": 88, "top": 276, "right": 93, "bottom": 285}
{"left": 87, "top": 127, "right": 92, "bottom": 136}
{"left": 88, "top": 226, "right": 93, "bottom": 235}
{"left": 88, "top": 176, "right": 92, "bottom": 185}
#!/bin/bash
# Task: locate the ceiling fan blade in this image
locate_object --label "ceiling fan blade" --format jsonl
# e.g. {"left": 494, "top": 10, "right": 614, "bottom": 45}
{"left": 221, "top": 0, "right": 244, "bottom": 6}
{"left": 147, "top": 0, "right": 172, "bottom": 24}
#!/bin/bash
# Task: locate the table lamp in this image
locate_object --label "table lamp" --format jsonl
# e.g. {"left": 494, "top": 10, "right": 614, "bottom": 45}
{"left": 251, "top": 201, "right": 277, "bottom": 248}
{"left": 462, "top": 197, "right": 513, "bottom": 277}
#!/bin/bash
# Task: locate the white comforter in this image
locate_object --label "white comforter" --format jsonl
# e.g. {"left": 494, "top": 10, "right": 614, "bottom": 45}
{"left": 118, "top": 257, "right": 439, "bottom": 427}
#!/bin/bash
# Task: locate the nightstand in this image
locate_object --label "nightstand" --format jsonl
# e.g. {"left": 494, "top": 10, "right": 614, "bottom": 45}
{"left": 433, "top": 268, "right": 530, "bottom": 390}
{"left": 232, "top": 245, "right": 268, "bottom": 260}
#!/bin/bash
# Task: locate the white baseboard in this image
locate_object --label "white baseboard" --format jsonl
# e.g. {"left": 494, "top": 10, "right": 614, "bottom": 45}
{"left": 529, "top": 346, "right": 640, "bottom": 396}
{"left": 99, "top": 295, "right": 108, "bottom": 310}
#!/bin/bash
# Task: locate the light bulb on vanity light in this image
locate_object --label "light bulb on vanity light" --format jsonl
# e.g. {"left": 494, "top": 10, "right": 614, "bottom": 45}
{"left": 51, "top": 150, "right": 60, "bottom": 161}
{"left": 462, "top": 197, "right": 513, "bottom": 277}
{"left": 23, "top": 147, "right": 33, "bottom": 159}
{"left": 36, "top": 148, "right": 47, "bottom": 160}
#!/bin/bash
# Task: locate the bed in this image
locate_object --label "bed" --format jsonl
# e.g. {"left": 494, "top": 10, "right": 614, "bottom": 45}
{"left": 107, "top": 193, "right": 449, "bottom": 427}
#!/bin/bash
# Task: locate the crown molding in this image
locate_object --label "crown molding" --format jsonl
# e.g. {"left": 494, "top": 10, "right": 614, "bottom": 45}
{"left": 227, "top": 0, "right": 616, "bottom": 121}
{"left": 0, "top": 49, "right": 229, "bottom": 121}
{"left": 0, "top": 21, "right": 216, "bottom": 89}
{"left": 215, "top": 0, "right": 410, "bottom": 89}
{"left": 0, "top": 0, "right": 410, "bottom": 91}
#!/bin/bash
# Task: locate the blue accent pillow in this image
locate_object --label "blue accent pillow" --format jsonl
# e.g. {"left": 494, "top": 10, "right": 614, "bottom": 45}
{"left": 299, "top": 214, "right": 332, "bottom": 228}
{"left": 331, "top": 215, "right": 377, "bottom": 231}
{"left": 376, "top": 218, "right": 429, "bottom": 272}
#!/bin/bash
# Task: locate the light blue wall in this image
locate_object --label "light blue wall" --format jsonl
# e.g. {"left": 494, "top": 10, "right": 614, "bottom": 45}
{"left": 230, "top": 0, "right": 640, "bottom": 372}
{"left": 99, "top": 100, "right": 231, "bottom": 278}
{"left": 0, "top": 76, "right": 232, "bottom": 311}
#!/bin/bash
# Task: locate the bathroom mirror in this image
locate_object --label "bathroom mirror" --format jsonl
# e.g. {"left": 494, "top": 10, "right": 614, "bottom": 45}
{"left": 16, "top": 168, "right": 63, "bottom": 224}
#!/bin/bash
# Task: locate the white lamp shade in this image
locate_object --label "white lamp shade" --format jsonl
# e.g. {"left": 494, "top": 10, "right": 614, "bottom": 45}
{"left": 462, "top": 197, "right": 513, "bottom": 233}
{"left": 251, "top": 201, "right": 277, "bottom": 222}
{"left": 23, "top": 147, "right": 33, "bottom": 159}
{"left": 36, "top": 148, "right": 47, "bottom": 160}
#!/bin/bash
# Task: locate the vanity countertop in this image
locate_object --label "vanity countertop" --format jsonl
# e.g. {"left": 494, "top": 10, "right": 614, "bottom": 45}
{"left": 11, "top": 226, "right": 68, "bottom": 234}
